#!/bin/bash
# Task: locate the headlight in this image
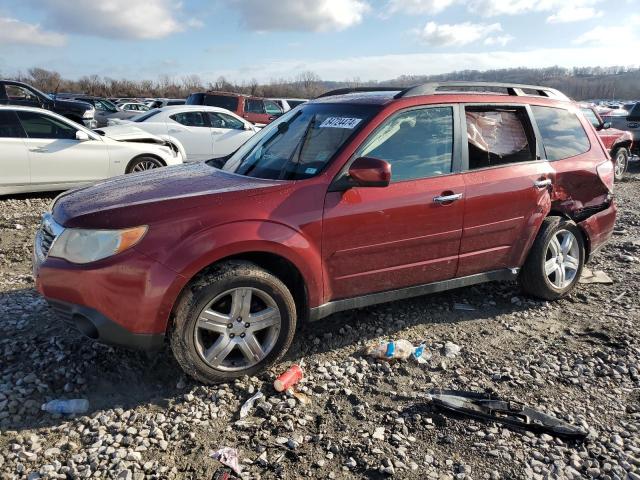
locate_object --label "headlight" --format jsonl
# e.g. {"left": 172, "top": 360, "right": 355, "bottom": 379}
{"left": 82, "top": 108, "right": 95, "bottom": 119}
{"left": 49, "top": 226, "right": 147, "bottom": 264}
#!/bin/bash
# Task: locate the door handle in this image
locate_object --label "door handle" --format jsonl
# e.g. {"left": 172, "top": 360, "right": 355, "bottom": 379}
{"left": 534, "top": 179, "right": 552, "bottom": 189}
{"left": 29, "top": 147, "right": 48, "bottom": 153}
{"left": 168, "top": 129, "right": 182, "bottom": 133}
{"left": 433, "top": 193, "right": 463, "bottom": 204}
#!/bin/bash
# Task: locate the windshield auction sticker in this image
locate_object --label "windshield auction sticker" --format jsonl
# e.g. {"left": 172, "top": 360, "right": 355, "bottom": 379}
{"left": 319, "top": 117, "right": 362, "bottom": 129}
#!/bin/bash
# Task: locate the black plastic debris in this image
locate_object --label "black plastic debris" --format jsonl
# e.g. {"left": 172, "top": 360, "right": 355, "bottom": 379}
{"left": 427, "top": 390, "right": 588, "bottom": 440}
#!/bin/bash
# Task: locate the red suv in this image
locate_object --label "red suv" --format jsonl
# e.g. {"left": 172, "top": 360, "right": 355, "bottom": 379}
{"left": 580, "top": 105, "right": 633, "bottom": 180}
{"left": 34, "top": 82, "right": 617, "bottom": 383}
{"left": 186, "top": 91, "right": 283, "bottom": 126}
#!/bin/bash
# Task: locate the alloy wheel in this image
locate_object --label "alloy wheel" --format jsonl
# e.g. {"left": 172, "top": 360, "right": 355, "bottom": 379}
{"left": 194, "top": 287, "right": 281, "bottom": 371}
{"left": 132, "top": 160, "right": 160, "bottom": 172}
{"left": 544, "top": 229, "right": 580, "bottom": 289}
{"left": 614, "top": 151, "right": 627, "bottom": 179}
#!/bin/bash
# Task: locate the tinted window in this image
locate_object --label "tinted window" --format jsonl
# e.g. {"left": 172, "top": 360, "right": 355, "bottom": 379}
{"left": 465, "top": 106, "right": 536, "bottom": 169}
{"left": 17, "top": 111, "right": 77, "bottom": 139}
{"left": 223, "top": 103, "right": 378, "bottom": 180}
{"left": 208, "top": 112, "right": 244, "bottom": 130}
{"left": 358, "top": 107, "right": 453, "bottom": 182}
{"left": 532, "top": 106, "right": 590, "bottom": 161}
{"left": 188, "top": 93, "right": 238, "bottom": 112}
{"left": 580, "top": 108, "right": 601, "bottom": 128}
{"left": 168, "top": 100, "right": 184, "bottom": 106}
{"left": 0, "top": 110, "right": 26, "bottom": 138}
{"left": 245, "top": 99, "right": 264, "bottom": 114}
{"left": 170, "top": 111, "right": 209, "bottom": 127}
{"left": 5, "top": 85, "right": 40, "bottom": 105}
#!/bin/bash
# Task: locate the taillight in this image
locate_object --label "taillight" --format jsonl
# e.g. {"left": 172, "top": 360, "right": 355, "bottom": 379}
{"left": 597, "top": 160, "right": 614, "bottom": 192}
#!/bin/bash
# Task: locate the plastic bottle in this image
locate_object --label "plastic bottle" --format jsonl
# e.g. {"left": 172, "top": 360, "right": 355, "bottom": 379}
{"left": 41, "top": 399, "right": 89, "bottom": 415}
{"left": 367, "top": 340, "right": 426, "bottom": 361}
{"left": 273, "top": 364, "right": 304, "bottom": 392}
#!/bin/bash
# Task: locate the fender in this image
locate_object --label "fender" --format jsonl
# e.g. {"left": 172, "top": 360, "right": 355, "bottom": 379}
{"left": 151, "top": 220, "right": 325, "bottom": 320}
{"left": 157, "top": 134, "right": 188, "bottom": 162}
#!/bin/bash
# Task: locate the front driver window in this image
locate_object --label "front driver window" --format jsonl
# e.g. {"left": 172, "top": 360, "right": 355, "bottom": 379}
{"left": 264, "top": 100, "right": 283, "bottom": 116}
{"left": 208, "top": 112, "right": 244, "bottom": 130}
{"left": 16, "top": 111, "right": 78, "bottom": 140}
{"left": 358, "top": 106, "right": 454, "bottom": 182}
{"left": 0, "top": 110, "right": 27, "bottom": 138}
{"left": 5, "top": 85, "right": 40, "bottom": 105}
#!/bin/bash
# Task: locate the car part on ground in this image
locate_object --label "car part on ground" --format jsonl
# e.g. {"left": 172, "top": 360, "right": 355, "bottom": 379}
{"left": 0, "top": 80, "right": 97, "bottom": 128}
{"left": 0, "top": 106, "right": 183, "bottom": 195}
{"left": 33, "top": 82, "right": 617, "bottom": 383}
{"left": 426, "top": 390, "right": 588, "bottom": 440}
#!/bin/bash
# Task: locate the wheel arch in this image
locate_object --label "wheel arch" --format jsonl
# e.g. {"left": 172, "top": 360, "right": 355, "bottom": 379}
{"left": 125, "top": 154, "right": 167, "bottom": 173}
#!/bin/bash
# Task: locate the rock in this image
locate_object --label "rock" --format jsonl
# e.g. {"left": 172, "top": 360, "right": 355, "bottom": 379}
{"left": 443, "top": 342, "right": 461, "bottom": 357}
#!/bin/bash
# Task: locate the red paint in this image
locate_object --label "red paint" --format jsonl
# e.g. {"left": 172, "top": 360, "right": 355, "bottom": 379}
{"left": 35, "top": 92, "right": 617, "bottom": 338}
{"left": 273, "top": 364, "right": 304, "bottom": 392}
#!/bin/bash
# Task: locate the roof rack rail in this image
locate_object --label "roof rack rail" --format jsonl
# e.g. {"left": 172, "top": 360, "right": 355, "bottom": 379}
{"left": 315, "top": 82, "right": 570, "bottom": 101}
{"left": 316, "top": 87, "right": 401, "bottom": 99}
{"left": 395, "top": 82, "right": 570, "bottom": 101}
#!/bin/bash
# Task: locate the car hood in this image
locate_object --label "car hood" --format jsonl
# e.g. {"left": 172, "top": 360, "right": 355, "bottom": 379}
{"left": 52, "top": 162, "right": 288, "bottom": 228}
{"left": 95, "top": 124, "right": 165, "bottom": 142}
{"left": 53, "top": 97, "right": 93, "bottom": 112}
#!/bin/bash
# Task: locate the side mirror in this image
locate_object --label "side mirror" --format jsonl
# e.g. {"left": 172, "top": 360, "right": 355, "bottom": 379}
{"left": 75, "top": 130, "right": 90, "bottom": 141}
{"left": 244, "top": 123, "right": 253, "bottom": 131}
{"left": 348, "top": 157, "right": 391, "bottom": 188}
{"left": 602, "top": 122, "right": 611, "bottom": 129}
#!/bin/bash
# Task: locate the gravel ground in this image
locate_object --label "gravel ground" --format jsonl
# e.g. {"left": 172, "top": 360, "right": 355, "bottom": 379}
{"left": 1, "top": 165, "right": 639, "bottom": 480}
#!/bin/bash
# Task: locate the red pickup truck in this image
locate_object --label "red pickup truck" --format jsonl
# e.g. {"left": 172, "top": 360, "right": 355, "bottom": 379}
{"left": 581, "top": 105, "right": 633, "bottom": 180}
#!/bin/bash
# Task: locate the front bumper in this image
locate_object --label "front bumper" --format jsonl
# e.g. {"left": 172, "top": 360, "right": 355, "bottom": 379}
{"left": 33, "top": 216, "right": 183, "bottom": 350}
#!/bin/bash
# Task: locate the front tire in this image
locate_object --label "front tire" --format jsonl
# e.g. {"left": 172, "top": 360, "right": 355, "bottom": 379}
{"left": 126, "top": 156, "right": 163, "bottom": 173}
{"left": 170, "top": 261, "right": 297, "bottom": 384}
{"left": 520, "top": 217, "right": 584, "bottom": 301}
{"left": 613, "top": 147, "right": 629, "bottom": 181}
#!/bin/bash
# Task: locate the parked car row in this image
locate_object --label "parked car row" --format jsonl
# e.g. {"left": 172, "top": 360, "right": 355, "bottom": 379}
{"left": 601, "top": 102, "right": 640, "bottom": 158}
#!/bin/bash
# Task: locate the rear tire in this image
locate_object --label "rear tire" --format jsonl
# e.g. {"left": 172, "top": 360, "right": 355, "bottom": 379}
{"left": 613, "top": 147, "right": 629, "bottom": 181}
{"left": 170, "top": 261, "right": 297, "bottom": 384}
{"left": 126, "top": 156, "right": 163, "bottom": 173}
{"left": 520, "top": 216, "right": 584, "bottom": 301}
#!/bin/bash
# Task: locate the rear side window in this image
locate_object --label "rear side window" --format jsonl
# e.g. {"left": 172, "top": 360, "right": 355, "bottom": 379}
{"left": 465, "top": 106, "right": 536, "bottom": 169}
{"left": 358, "top": 106, "right": 454, "bottom": 182}
{"left": 245, "top": 99, "right": 265, "bottom": 114}
{"left": 532, "top": 106, "right": 590, "bottom": 161}
{"left": 202, "top": 94, "right": 238, "bottom": 111}
{"left": 0, "top": 110, "right": 26, "bottom": 138}
{"left": 170, "top": 112, "right": 209, "bottom": 127}
{"left": 17, "top": 111, "right": 77, "bottom": 140}
{"left": 208, "top": 112, "right": 244, "bottom": 130}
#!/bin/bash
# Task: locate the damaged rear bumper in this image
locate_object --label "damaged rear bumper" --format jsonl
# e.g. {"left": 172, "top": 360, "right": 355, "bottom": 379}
{"left": 578, "top": 199, "right": 617, "bottom": 260}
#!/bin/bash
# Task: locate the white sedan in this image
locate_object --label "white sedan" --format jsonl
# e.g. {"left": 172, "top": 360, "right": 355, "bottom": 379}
{"left": 101, "top": 105, "right": 258, "bottom": 162}
{"left": 0, "top": 106, "right": 183, "bottom": 195}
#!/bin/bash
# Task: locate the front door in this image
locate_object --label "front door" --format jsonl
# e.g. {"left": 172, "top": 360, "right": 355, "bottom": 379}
{"left": 458, "top": 104, "right": 553, "bottom": 277}
{"left": 207, "top": 111, "right": 255, "bottom": 158}
{"left": 16, "top": 110, "right": 109, "bottom": 187}
{"left": 166, "top": 111, "right": 213, "bottom": 161}
{"left": 323, "top": 105, "right": 465, "bottom": 300}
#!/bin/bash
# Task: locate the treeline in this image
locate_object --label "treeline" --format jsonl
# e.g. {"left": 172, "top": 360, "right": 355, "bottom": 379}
{"left": 6, "top": 65, "right": 640, "bottom": 100}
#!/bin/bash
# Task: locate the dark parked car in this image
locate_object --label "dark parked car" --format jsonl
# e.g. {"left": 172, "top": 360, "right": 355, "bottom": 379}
{"left": 147, "top": 98, "right": 186, "bottom": 109}
{"left": 602, "top": 102, "right": 640, "bottom": 157}
{"left": 186, "top": 91, "right": 283, "bottom": 126}
{"left": 580, "top": 105, "right": 633, "bottom": 180}
{"left": 34, "top": 82, "right": 616, "bottom": 384}
{"left": 0, "top": 80, "right": 97, "bottom": 128}
{"left": 57, "top": 95, "right": 138, "bottom": 127}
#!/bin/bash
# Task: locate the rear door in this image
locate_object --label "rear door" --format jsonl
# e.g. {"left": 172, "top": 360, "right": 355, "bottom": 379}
{"left": 0, "top": 110, "right": 30, "bottom": 191}
{"left": 323, "top": 105, "right": 465, "bottom": 300}
{"left": 458, "top": 104, "right": 553, "bottom": 277}
{"left": 17, "top": 110, "right": 109, "bottom": 186}
{"left": 207, "top": 111, "right": 255, "bottom": 157}
{"left": 167, "top": 111, "right": 213, "bottom": 161}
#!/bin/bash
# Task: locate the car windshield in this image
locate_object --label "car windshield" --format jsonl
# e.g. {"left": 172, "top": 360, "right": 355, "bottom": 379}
{"left": 580, "top": 108, "right": 600, "bottom": 128}
{"left": 222, "top": 102, "right": 379, "bottom": 180}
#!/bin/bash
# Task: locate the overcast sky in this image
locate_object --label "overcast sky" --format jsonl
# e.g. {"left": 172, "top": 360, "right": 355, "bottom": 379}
{"left": 1, "top": 0, "right": 639, "bottom": 83}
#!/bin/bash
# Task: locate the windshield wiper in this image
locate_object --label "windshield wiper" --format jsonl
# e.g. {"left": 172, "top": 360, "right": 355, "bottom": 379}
{"left": 260, "top": 110, "right": 303, "bottom": 153}
{"left": 280, "top": 114, "right": 317, "bottom": 180}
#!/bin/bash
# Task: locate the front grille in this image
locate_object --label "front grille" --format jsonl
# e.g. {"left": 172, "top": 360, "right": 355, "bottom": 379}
{"left": 41, "top": 222, "right": 55, "bottom": 257}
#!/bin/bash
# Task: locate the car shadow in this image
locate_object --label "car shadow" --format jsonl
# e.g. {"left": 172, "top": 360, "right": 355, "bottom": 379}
{"left": 0, "top": 276, "right": 539, "bottom": 432}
